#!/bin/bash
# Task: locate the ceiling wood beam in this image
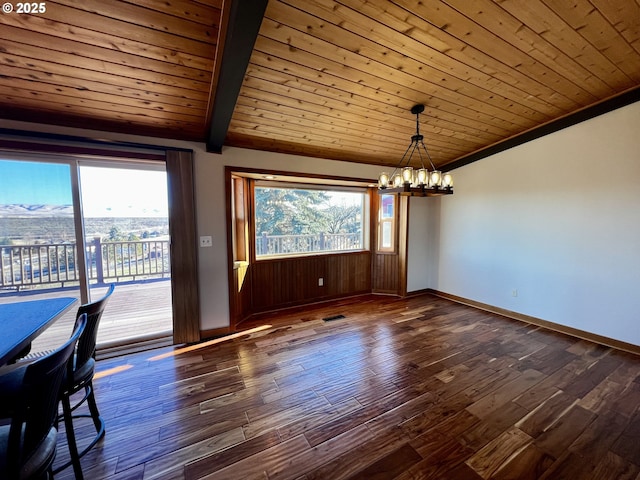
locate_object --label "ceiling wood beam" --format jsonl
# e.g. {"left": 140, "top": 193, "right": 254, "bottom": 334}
{"left": 206, "top": 0, "right": 268, "bottom": 153}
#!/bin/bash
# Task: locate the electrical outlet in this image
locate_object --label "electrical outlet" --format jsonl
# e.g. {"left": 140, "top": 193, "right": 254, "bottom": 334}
{"left": 199, "top": 236, "right": 213, "bottom": 247}
{"left": 318, "top": 277, "right": 324, "bottom": 286}
{"left": 511, "top": 289, "right": 518, "bottom": 297}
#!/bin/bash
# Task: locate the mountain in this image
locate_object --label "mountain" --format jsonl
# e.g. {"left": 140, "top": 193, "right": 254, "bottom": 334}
{"left": 0, "top": 204, "right": 169, "bottom": 243}
{"left": 0, "top": 204, "right": 74, "bottom": 217}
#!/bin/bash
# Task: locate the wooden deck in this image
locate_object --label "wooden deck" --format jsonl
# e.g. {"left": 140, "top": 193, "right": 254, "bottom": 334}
{"left": 0, "top": 280, "right": 173, "bottom": 355}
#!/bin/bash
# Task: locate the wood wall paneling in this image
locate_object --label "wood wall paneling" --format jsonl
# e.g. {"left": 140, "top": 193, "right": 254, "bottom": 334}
{"left": 371, "top": 253, "right": 399, "bottom": 294}
{"left": 250, "top": 252, "right": 371, "bottom": 312}
{"left": 371, "top": 192, "right": 401, "bottom": 295}
{"left": 397, "top": 195, "right": 409, "bottom": 297}
{"left": 227, "top": 173, "right": 253, "bottom": 329}
{"left": 231, "top": 261, "right": 252, "bottom": 323}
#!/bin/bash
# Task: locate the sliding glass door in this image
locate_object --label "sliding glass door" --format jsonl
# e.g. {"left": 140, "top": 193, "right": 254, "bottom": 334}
{"left": 0, "top": 156, "right": 173, "bottom": 354}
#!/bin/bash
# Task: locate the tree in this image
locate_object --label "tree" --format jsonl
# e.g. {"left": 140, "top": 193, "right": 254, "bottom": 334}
{"left": 108, "top": 226, "right": 123, "bottom": 241}
{"left": 255, "top": 188, "right": 330, "bottom": 235}
{"left": 323, "top": 204, "right": 361, "bottom": 234}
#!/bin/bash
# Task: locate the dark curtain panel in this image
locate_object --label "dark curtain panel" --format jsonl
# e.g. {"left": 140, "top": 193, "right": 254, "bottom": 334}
{"left": 165, "top": 150, "right": 200, "bottom": 344}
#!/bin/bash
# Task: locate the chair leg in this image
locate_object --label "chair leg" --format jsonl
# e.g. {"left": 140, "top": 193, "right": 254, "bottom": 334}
{"left": 53, "top": 383, "right": 105, "bottom": 477}
{"left": 60, "top": 394, "right": 85, "bottom": 480}
{"left": 86, "top": 383, "right": 105, "bottom": 439}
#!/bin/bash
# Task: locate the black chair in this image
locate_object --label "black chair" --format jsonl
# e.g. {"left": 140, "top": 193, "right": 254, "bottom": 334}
{"left": 55, "top": 284, "right": 114, "bottom": 479}
{"left": 0, "top": 314, "right": 86, "bottom": 480}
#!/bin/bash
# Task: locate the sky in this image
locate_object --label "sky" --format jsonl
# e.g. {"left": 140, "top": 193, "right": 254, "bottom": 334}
{"left": 0, "top": 159, "right": 72, "bottom": 205}
{"left": 80, "top": 166, "right": 168, "bottom": 217}
{"left": 0, "top": 159, "right": 168, "bottom": 217}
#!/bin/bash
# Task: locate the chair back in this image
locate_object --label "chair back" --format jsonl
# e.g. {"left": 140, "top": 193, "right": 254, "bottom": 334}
{"left": 73, "top": 284, "right": 114, "bottom": 371}
{"left": 7, "top": 314, "right": 87, "bottom": 477}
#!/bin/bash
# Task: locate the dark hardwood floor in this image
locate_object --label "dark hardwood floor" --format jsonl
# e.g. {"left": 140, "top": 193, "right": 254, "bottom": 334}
{"left": 53, "top": 293, "right": 640, "bottom": 479}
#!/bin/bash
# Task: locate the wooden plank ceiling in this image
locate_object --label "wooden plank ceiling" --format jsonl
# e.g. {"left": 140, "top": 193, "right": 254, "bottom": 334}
{"left": 0, "top": 0, "right": 639, "bottom": 170}
{"left": 0, "top": 0, "right": 222, "bottom": 141}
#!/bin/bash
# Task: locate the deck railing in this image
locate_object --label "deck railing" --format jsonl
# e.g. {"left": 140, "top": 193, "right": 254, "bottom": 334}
{"left": 256, "top": 232, "right": 361, "bottom": 256}
{"left": 0, "top": 238, "right": 171, "bottom": 290}
{"left": 3, "top": 232, "right": 358, "bottom": 288}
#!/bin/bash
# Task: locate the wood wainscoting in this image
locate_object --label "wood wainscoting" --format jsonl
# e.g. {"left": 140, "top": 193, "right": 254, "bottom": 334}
{"left": 250, "top": 251, "right": 371, "bottom": 313}
{"left": 231, "top": 260, "right": 252, "bottom": 323}
{"left": 371, "top": 252, "right": 399, "bottom": 294}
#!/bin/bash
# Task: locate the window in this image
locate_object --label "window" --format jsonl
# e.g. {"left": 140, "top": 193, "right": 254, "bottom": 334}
{"left": 254, "top": 184, "right": 367, "bottom": 258}
{"left": 378, "top": 194, "right": 396, "bottom": 252}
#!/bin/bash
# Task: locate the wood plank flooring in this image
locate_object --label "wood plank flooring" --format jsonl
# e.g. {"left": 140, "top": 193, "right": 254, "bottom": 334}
{"left": 51, "top": 293, "right": 640, "bottom": 479}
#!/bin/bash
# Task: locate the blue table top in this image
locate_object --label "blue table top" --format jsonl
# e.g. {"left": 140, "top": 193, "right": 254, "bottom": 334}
{"left": 0, "top": 296, "right": 77, "bottom": 365}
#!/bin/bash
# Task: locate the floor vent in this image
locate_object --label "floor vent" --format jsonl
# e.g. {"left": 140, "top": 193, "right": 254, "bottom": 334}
{"left": 323, "top": 314, "right": 346, "bottom": 322}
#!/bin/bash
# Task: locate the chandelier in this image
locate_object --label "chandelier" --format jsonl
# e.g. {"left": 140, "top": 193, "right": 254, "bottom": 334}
{"left": 378, "top": 104, "right": 453, "bottom": 196}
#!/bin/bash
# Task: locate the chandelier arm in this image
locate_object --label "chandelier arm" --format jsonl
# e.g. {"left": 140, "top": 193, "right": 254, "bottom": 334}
{"left": 398, "top": 140, "right": 415, "bottom": 168}
{"left": 388, "top": 140, "right": 415, "bottom": 179}
{"left": 419, "top": 140, "right": 437, "bottom": 171}
{"left": 413, "top": 142, "right": 427, "bottom": 170}
{"left": 406, "top": 141, "right": 420, "bottom": 167}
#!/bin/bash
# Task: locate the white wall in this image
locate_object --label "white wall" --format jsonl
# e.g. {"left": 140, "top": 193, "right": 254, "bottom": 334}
{"left": 436, "top": 102, "right": 640, "bottom": 345}
{"left": 407, "top": 196, "right": 440, "bottom": 292}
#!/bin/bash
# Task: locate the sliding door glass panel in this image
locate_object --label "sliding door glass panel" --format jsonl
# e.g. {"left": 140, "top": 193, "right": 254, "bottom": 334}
{"left": 0, "top": 158, "right": 81, "bottom": 353}
{"left": 79, "top": 165, "right": 172, "bottom": 346}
